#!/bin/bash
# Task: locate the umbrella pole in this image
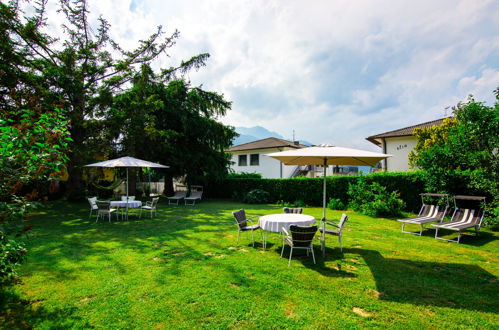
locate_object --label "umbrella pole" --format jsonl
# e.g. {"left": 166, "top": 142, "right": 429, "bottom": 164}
{"left": 126, "top": 168, "right": 129, "bottom": 220}
{"left": 323, "top": 158, "right": 327, "bottom": 220}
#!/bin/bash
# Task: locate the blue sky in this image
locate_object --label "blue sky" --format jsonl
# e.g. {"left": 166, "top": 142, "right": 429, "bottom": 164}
{"left": 48, "top": 0, "right": 499, "bottom": 150}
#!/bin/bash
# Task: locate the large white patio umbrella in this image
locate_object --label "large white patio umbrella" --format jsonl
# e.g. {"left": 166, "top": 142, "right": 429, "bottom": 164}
{"left": 266, "top": 145, "right": 391, "bottom": 219}
{"left": 84, "top": 156, "right": 169, "bottom": 204}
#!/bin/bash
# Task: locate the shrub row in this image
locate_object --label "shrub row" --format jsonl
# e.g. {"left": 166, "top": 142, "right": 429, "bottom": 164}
{"left": 206, "top": 171, "right": 485, "bottom": 213}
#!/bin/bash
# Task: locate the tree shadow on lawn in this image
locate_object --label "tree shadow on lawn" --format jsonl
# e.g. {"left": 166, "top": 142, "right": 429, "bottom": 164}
{"left": 0, "top": 280, "right": 90, "bottom": 328}
{"left": 342, "top": 248, "right": 497, "bottom": 313}
{"left": 22, "top": 201, "right": 251, "bottom": 281}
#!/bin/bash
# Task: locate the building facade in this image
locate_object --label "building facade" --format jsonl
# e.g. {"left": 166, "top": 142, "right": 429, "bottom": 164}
{"left": 227, "top": 138, "right": 308, "bottom": 179}
{"left": 366, "top": 118, "right": 449, "bottom": 172}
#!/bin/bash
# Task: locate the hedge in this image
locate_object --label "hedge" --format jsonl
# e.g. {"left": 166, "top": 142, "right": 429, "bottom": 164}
{"left": 205, "top": 171, "right": 485, "bottom": 213}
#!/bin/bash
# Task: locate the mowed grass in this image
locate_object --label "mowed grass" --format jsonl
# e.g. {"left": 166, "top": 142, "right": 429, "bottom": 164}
{"left": 1, "top": 199, "right": 498, "bottom": 328}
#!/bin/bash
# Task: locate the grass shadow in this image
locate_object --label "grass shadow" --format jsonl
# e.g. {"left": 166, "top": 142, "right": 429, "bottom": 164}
{"left": 0, "top": 280, "right": 89, "bottom": 328}
{"left": 347, "top": 248, "right": 498, "bottom": 313}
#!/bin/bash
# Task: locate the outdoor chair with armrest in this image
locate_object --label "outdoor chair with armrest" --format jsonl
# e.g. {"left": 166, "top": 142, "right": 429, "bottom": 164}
{"left": 283, "top": 207, "right": 303, "bottom": 214}
{"left": 319, "top": 213, "right": 348, "bottom": 256}
{"left": 232, "top": 209, "right": 262, "bottom": 247}
{"left": 95, "top": 201, "right": 118, "bottom": 223}
{"left": 121, "top": 195, "right": 135, "bottom": 201}
{"left": 431, "top": 195, "right": 486, "bottom": 243}
{"left": 140, "top": 197, "right": 159, "bottom": 218}
{"left": 87, "top": 197, "right": 98, "bottom": 219}
{"left": 397, "top": 193, "right": 449, "bottom": 236}
{"left": 281, "top": 225, "right": 318, "bottom": 266}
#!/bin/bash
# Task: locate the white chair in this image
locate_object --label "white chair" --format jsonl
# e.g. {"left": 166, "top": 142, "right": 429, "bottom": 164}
{"left": 95, "top": 201, "right": 118, "bottom": 223}
{"left": 87, "top": 197, "right": 98, "bottom": 219}
{"left": 140, "top": 197, "right": 159, "bottom": 218}
{"left": 319, "top": 213, "right": 349, "bottom": 256}
{"left": 121, "top": 195, "right": 135, "bottom": 202}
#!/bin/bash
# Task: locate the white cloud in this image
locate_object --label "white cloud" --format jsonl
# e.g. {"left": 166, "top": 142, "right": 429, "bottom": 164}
{"left": 28, "top": 0, "right": 499, "bottom": 149}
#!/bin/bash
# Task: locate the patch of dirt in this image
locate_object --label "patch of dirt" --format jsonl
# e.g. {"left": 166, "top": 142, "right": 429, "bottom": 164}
{"left": 215, "top": 254, "right": 226, "bottom": 259}
{"left": 153, "top": 257, "right": 167, "bottom": 262}
{"left": 204, "top": 252, "right": 216, "bottom": 257}
{"left": 227, "top": 246, "right": 238, "bottom": 251}
{"left": 231, "top": 283, "right": 240, "bottom": 288}
{"left": 369, "top": 290, "right": 385, "bottom": 298}
{"left": 284, "top": 302, "right": 297, "bottom": 318}
{"left": 80, "top": 295, "right": 96, "bottom": 303}
{"left": 240, "top": 248, "right": 249, "bottom": 253}
{"left": 345, "top": 264, "right": 357, "bottom": 271}
{"left": 353, "top": 245, "right": 362, "bottom": 248}
{"left": 352, "top": 307, "right": 372, "bottom": 317}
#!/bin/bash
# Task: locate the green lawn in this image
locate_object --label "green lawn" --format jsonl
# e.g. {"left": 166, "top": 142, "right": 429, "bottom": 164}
{"left": 2, "top": 199, "right": 498, "bottom": 328}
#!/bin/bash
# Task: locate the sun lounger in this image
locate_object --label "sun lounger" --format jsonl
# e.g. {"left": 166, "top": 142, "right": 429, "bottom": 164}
{"left": 432, "top": 195, "right": 486, "bottom": 243}
{"left": 397, "top": 193, "right": 449, "bottom": 235}
{"left": 185, "top": 185, "right": 203, "bottom": 206}
{"left": 167, "top": 189, "right": 187, "bottom": 205}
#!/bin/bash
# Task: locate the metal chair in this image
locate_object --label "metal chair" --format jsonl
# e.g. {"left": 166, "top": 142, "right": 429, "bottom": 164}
{"left": 232, "top": 209, "right": 262, "bottom": 247}
{"left": 87, "top": 197, "right": 98, "bottom": 219}
{"left": 283, "top": 207, "right": 303, "bottom": 214}
{"left": 140, "top": 197, "right": 160, "bottom": 218}
{"left": 95, "top": 201, "right": 118, "bottom": 223}
{"left": 319, "top": 213, "right": 348, "bottom": 256}
{"left": 281, "top": 225, "right": 318, "bottom": 266}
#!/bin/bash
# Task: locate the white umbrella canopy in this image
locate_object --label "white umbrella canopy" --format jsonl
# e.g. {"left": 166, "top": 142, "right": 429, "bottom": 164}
{"left": 84, "top": 156, "right": 169, "bottom": 207}
{"left": 84, "top": 156, "right": 169, "bottom": 169}
{"left": 266, "top": 145, "right": 391, "bottom": 219}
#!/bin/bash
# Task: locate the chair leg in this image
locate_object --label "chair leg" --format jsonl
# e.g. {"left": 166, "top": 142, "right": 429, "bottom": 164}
{"left": 280, "top": 243, "right": 285, "bottom": 257}
{"left": 251, "top": 230, "right": 255, "bottom": 247}
{"left": 237, "top": 229, "right": 240, "bottom": 245}
{"left": 89, "top": 209, "right": 92, "bottom": 219}
{"left": 288, "top": 248, "right": 293, "bottom": 267}
{"left": 339, "top": 234, "right": 343, "bottom": 252}
{"left": 311, "top": 246, "right": 316, "bottom": 264}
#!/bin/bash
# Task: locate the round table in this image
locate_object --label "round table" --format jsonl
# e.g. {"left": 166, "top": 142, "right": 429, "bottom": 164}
{"left": 110, "top": 200, "right": 142, "bottom": 208}
{"left": 259, "top": 214, "right": 316, "bottom": 249}
{"left": 110, "top": 201, "right": 142, "bottom": 220}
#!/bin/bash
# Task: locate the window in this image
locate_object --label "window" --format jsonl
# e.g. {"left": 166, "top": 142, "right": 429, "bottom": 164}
{"left": 250, "top": 154, "right": 259, "bottom": 166}
{"left": 238, "top": 154, "right": 247, "bottom": 166}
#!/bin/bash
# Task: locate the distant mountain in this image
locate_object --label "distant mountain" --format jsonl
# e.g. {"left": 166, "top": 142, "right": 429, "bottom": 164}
{"left": 232, "top": 126, "right": 313, "bottom": 146}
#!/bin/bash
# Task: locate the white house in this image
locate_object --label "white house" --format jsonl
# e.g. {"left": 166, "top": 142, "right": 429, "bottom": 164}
{"left": 227, "top": 137, "right": 308, "bottom": 178}
{"left": 366, "top": 117, "right": 449, "bottom": 172}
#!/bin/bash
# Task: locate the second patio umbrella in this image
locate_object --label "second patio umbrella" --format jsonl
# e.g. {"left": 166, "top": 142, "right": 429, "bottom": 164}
{"left": 85, "top": 156, "right": 169, "bottom": 216}
{"left": 266, "top": 145, "right": 391, "bottom": 219}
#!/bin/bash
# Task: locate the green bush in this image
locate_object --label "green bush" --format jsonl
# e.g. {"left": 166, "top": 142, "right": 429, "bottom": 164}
{"left": 327, "top": 198, "right": 346, "bottom": 210}
{"left": 206, "top": 172, "right": 426, "bottom": 212}
{"left": 279, "top": 200, "right": 306, "bottom": 208}
{"left": 348, "top": 178, "right": 405, "bottom": 217}
{"left": 0, "top": 232, "right": 27, "bottom": 279}
{"left": 227, "top": 172, "right": 262, "bottom": 179}
{"left": 243, "top": 189, "right": 271, "bottom": 204}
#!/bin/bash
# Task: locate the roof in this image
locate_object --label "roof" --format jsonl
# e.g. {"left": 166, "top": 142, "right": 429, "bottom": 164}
{"left": 366, "top": 117, "right": 452, "bottom": 147}
{"left": 227, "top": 137, "right": 308, "bottom": 152}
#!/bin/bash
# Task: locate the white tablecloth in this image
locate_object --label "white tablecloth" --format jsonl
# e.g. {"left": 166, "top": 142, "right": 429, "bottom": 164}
{"left": 110, "top": 201, "right": 142, "bottom": 209}
{"left": 259, "top": 214, "right": 316, "bottom": 233}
